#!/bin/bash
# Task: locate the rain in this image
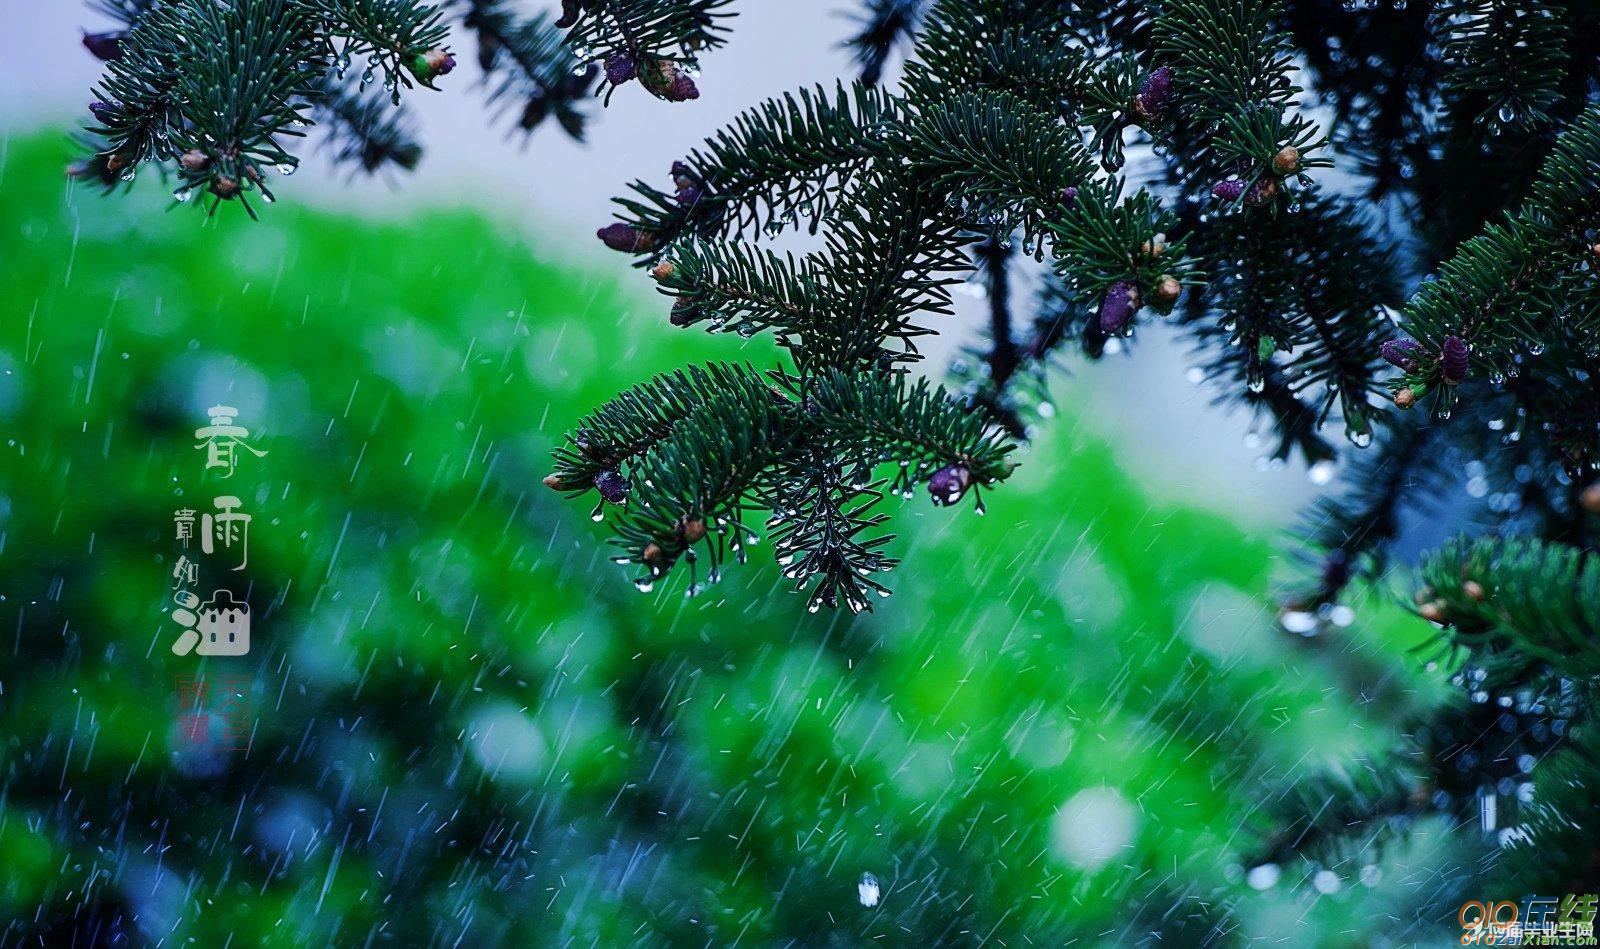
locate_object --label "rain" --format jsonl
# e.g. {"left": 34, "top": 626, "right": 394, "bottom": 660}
{"left": 1, "top": 1, "right": 1589, "bottom": 946}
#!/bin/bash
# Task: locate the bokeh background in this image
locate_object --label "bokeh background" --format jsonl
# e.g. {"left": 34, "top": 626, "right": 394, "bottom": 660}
{"left": 0, "top": 3, "right": 1476, "bottom": 945}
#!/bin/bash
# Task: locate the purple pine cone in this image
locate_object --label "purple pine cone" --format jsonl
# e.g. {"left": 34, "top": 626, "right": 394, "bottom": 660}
{"left": 1045, "top": 186, "right": 1079, "bottom": 223}
{"left": 1441, "top": 335, "right": 1470, "bottom": 384}
{"left": 605, "top": 54, "right": 637, "bottom": 86}
{"left": 1380, "top": 338, "right": 1424, "bottom": 373}
{"left": 1135, "top": 66, "right": 1175, "bottom": 119}
{"left": 82, "top": 31, "right": 124, "bottom": 61}
{"left": 596, "top": 223, "right": 657, "bottom": 253}
{"left": 638, "top": 58, "right": 700, "bottom": 102}
{"left": 88, "top": 100, "right": 117, "bottom": 124}
{"left": 1098, "top": 279, "right": 1142, "bottom": 334}
{"left": 1211, "top": 179, "right": 1246, "bottom": 202}
{"left": 594, "top": 468, "right": 627, "bottom": 504}
{"left": 662, "top": 69, "right": 699, "bottom": 102}
{"left": 928, "top": 464, "right": 973, "bottom": 507}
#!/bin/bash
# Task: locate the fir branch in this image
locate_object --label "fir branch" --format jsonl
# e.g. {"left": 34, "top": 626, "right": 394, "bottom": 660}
{"left": 1190, "top": 189, "right": 1394, "bottom": 450}
{"left": 653, "top": 240, "right": 841, "bottom": 344}
{"left": 1434, "top": 1, "right": 1570, "bottom": 136}
{"left": 1247, "top": 763, "right": 1430, "bottom": 870}
{"left": 1153, "top": 0, "right": 1331, "bottom": 192}
{"left": 1137, "top": 1, "right": 1369, "bottom": 460}
{"left": 1420, "top": 536, "right": 1600, "bottom": 689}
{"left": 555, "top": 363, "right": 1015, "bottom": 608}
{"left": 561, "top": 0, "right": 733, "bottom": 101}
{"left": 902, "top": 0, "right": 1076, "bottom": 101}
{"left": 308, "top": 0, "right": 453, "bottom": 100}
{"left": 165, "top": 0, "right": 322, "bottom": 215}
{"left": 649, "top": 166, "right": 972, "bottom": 372}
{"left": 312, "top": 77, "right": 424, "bottom": 173}
{"left": 462, "top": 0, "right": 596, "bottom": 140}
{"left": 1390, "top": 103, "right": 1600, "bottom": 410}
{"left": 907, "top": 90, "right": 1096, "bottom": 242}
{"left": 1050, "top": 180, "right": 1201, "bottom": 336}
{"left": 83, "top": 0, "right": 194, "bottom": 174}
{"left": 762, "top": 450, "right": 899, "bottom": 613}
{"left": 77, "top": 0, "right": 466, "bottom": 214}
{"left": 546, "top": 362, "right": 775, "bottom": 495}
{"left": 842, "top": 0, "right": 927, "bottom": 85}
{"left": 806, "top": 371, "right": 1015, "bottom": 488}
{"left": 609, "top": 82, "right": 897, "bottom": 249}
{"left": 799, "top": 169, "right": 973, "bottom": 369}
{"left": 607, "top": 364, "right": 796, "bottom": 581}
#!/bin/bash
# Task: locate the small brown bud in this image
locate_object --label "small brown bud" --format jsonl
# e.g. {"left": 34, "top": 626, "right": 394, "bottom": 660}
{"left": 1140, "top": 239, "right": 1166, "bottom": 258}
{"left": 1463, "top": 580, "right": 1485, "bottom": 601}
{"left": 105, "top": 153, "right": 127, "bottom": 174}
{"left": 542, "top": 473, "right": 565, "bottom": 491}
{"left": 423, "top": 48, "right": 456, "bottom": 76}
{"left": 1272, "top": 146, "right": 1301, "bottom": 175}
{"left": 210, "top": 176, "right": 240, "bottom": 199}
{"left": 681, "top": 518, "right": 706, "bottom": 542}
{"left": 179, "top": 149, "right": 210, "bottom": 173}
{"left": 1153, "top": 275, "right": 1181, "bottom": 305}
{"left": 642, "top": 543, "right": 664, "bottom": 563}
{"left": 1580, "top": 480, "right": 1600, "bottom": 514}
{"left": 1419, "top": 601, "right": 1446, "bottom": 623}
{"left": 650, "top": 260, "right": 677, "bottom": 281}
{"left": 408, "top": 48, "right": 456, "bottom": 81}
{"left": 1394, "top": 387, "right": 1417, "bottom": 409}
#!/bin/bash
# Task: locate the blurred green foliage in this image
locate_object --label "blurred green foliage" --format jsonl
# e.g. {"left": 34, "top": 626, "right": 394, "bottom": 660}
{"left": 0, "top": 131, "right": 1453, "bottom": 944}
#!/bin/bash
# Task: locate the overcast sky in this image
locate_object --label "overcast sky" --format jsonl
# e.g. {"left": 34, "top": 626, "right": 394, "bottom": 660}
{"left": 2, "top": 1, "right": 1322, "bottom": 524}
